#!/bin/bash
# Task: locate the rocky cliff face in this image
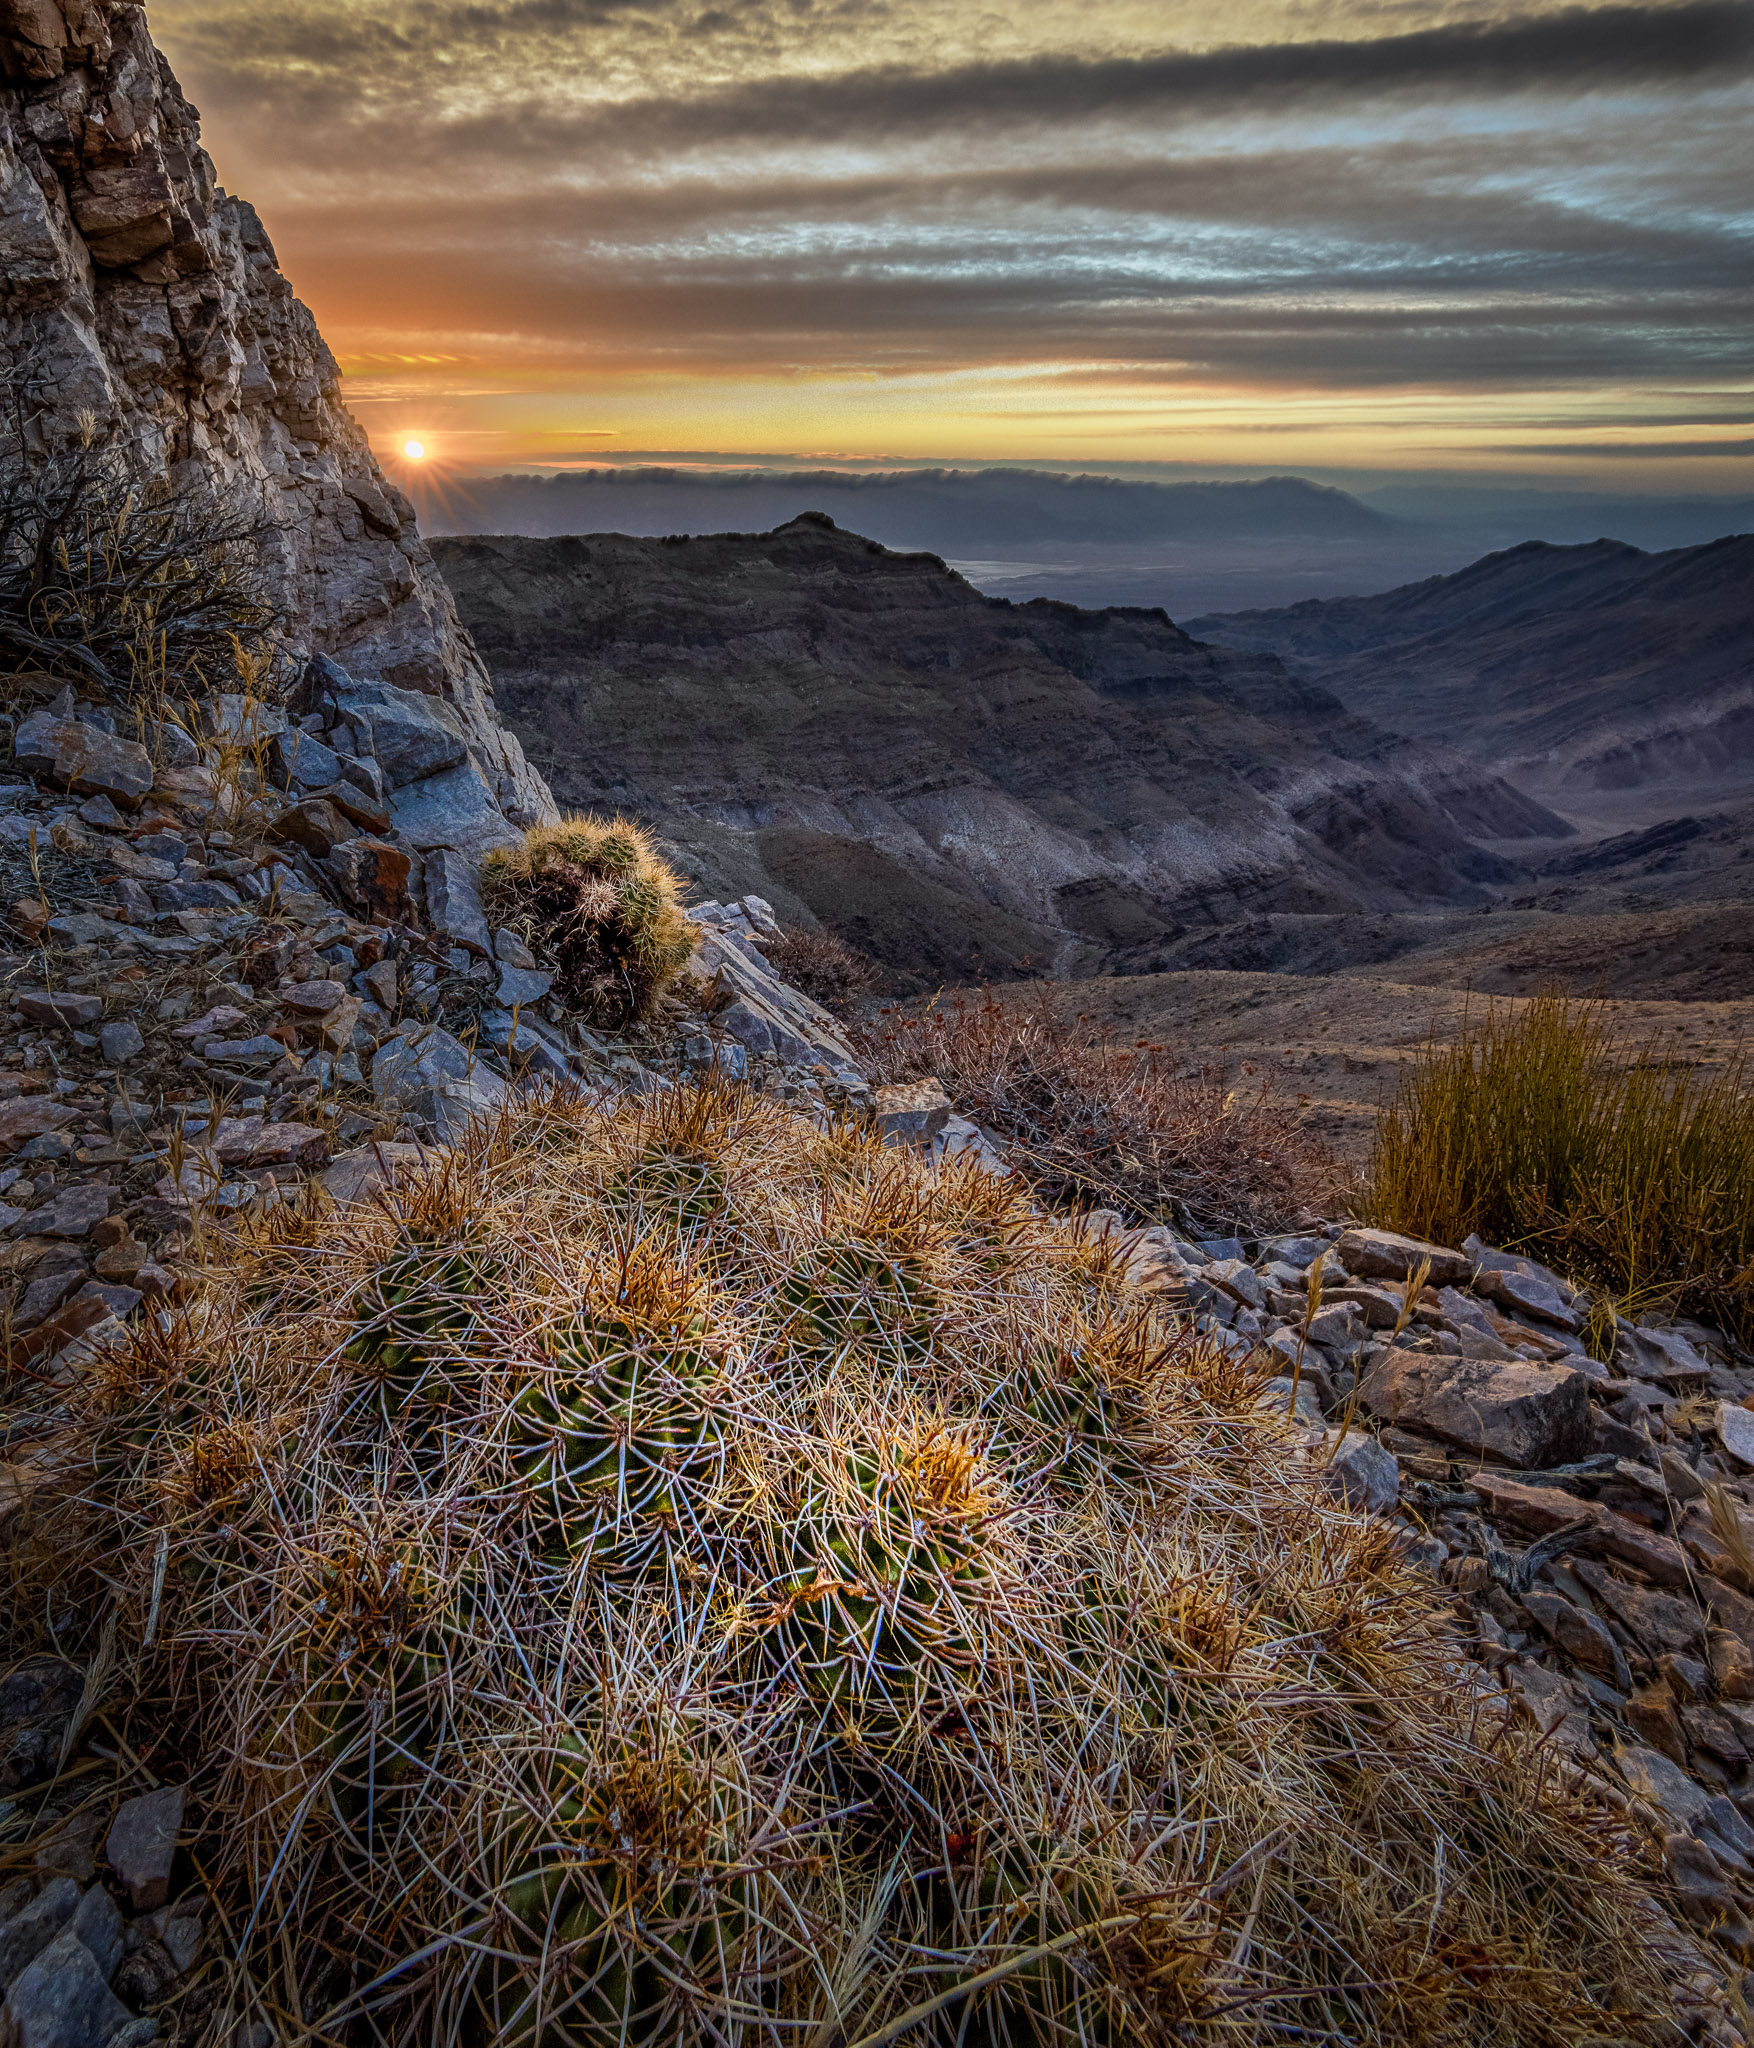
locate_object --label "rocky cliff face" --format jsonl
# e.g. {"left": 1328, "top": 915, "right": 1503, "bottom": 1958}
{"left": 0, "top": 0, "right": 554, "bottom": 850}
{"left": 434, "top": 516, "right": 1567, "bottom": 988}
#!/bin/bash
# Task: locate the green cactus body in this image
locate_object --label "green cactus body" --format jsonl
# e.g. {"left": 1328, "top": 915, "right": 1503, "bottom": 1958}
{"left": 346, "top": 1233, "right": 498, "bottom": 1425}
{"left": 764, "top": 1446, "right": 991, "bottom": 1729}
{"left": 783, "top": 1236, "right": 938, "bottom": 1357}
{"left": 514, "top": 1307, "right": 726, "bottom": 1575}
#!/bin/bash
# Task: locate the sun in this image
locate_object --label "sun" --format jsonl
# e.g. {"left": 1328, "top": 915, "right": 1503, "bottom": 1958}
{"left": 402, "top": 437, "right": 427, "bottom": 461}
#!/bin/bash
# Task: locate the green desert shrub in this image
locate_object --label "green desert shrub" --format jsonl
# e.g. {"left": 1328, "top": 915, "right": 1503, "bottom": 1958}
{"left": 1368, "top": 991, "right": 1754, "bottom": 1338}
{"left": 0, "top": 1083, "right": 1712, "bottom": 2045}
{"left": 481, "top": 814, "right": 697, "bottom": 1028}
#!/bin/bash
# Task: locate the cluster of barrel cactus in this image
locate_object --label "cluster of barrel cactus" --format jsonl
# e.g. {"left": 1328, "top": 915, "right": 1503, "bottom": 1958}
{"left": 39, "top": 1079, "right": 1690, "bottom": 2048}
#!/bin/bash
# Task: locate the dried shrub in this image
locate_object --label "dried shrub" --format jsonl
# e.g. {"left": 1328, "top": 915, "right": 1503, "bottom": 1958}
{"left": 852, "top": 987, "right": 1326, "bottom": 1236}
{"left": 761, "top": 922, "right": 880, "bottom": 1009}
{"left": 480, "top": 814, "right": 697, "bottom": 1028}
{"left": 1369, "top": 991, "right": 1754, "bottom": 1340}
{"left": 0, "top": 1087, "right": 1700, "bottom": 2046}
{"left": 0, "top": 415, "right": 279, "bottom": 720}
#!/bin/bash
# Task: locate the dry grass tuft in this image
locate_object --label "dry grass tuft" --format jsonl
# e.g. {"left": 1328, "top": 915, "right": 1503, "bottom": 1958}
{"left": 481, "top": 814, "right": 697, "bottom": 1027}
{"left": 1368, "top": 992, "right": 1754, "bottom": 1340}
{"left": 762, "top": 924, "right": 882, "bottom": 1010}
{"left": 852, "top": 987, "right": 1327, "bottom": 1236}
{"left": 1, "top": 1086, "right": 1709, "bottom": 2044}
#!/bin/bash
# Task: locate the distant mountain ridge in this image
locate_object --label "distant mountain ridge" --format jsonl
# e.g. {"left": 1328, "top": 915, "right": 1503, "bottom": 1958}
{"left": 1186, "top": 533, "right": 1754, "bottom": 801}
{"left": 432, "top": 515, "right": 1564, "bottom": 988}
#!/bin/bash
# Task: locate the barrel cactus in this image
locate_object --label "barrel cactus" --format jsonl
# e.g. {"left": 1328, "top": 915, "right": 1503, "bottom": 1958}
{"left": 481, "top": 814, "right": 696, "bottom": 1029}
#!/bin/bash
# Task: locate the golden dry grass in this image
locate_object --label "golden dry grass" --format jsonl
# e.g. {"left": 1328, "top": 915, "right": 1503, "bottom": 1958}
{"left": 1368, "top": 993, "right": 1754, "bottom": 1340}
{"left": 1, "top": 1084, "right": 1719, "bottom": 2045}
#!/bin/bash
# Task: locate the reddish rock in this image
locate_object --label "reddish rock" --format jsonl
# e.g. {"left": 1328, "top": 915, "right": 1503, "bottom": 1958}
{"left": 325, "top": 838, "right": 413, "bottom": 923}
{"left": 0, "top": 1097, "right": 76, "bottom": 1154}
{"left": 1358, "top": 1347, "right": 1590, "bottom": 1469}
{"left": 211, "top": 1119, "right": 330, "bottom": 1170}
{"left": 277, "top": 978, "right": 345, "bottom": 1016}
{"left": 267, "top": 796, "right": 354, "bottom": 857}
{"left": 1473, "top": 1470, "right": 1694, "bottom": 1589}
{"left": 16, "top": 989, "right": 101, "bottom": 1028}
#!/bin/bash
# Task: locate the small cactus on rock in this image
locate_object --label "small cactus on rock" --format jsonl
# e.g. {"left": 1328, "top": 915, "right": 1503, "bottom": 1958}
{"left": 481, "top": 814, "right": 696, "bottom": 1028}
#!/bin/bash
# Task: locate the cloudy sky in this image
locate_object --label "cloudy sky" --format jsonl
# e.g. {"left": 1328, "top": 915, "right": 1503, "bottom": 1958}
{"left": 151, "top": 0, "right": 1753, "bottom": 487}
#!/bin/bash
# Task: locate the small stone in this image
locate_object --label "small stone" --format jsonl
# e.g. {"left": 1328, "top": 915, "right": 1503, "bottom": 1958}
{"left": 0, "top": 1876, "right": 79, "bottom": 1990}
{"left": 98, "top": 1020, "right": 145, "bottom": 1063}
{"left": 133, "top": 1263, "right": 175, "bottom": 1300}
{"left": 1471, "top": 1264, "right": 1582, "bottom": 1331}
{"left": 1521, "top": 1590, "right": 1631, "bottom": 1690}
{"left": 211, "top": 1120, "right": 330, "bottom": 1170}
{"left": 10, "top": 898, "right": 49, "bottom": 942}
{"left": 320, "top": 1140, "right": 439, "bottom": 1206}
{"left": 13, "top": 712, "right": 154, "bottom": 808}
{"left": 200, "top": 1036, "right": 287, "bottom": 1066}
{"left": 1316, "top": 1426, "right": 1400, "bottom": 1513}
{"left": 16, "top": 991, "right": 102, "bottom": 1030}
{"left": 93, "top": 1239, "right": 145, "bottom": 1282}
{"left": 1625, "top": 1683, "right": 1689, "bottom": 1765}
{"left": 76, "top": 795, "right": 126, "bottom": 831}
{"left": 493, "top": 928, "right": 536, "bottom": 969}
{"left": 170, "top": 1005, "right": 250, "bottom": 1041}
{"left": 307, "top": 780, "right": 393, "bottom": 833}
{"left": 277, "top": 979, "right": 345, "bottom": 1016}
{"left": 1718, "top": 1402, "right": 1754, "bottom": 1470}
{"left": 105, "top": 1785, "right": 185, "bottom": 1912}
{"left": 872, "top": 1079, "right": 953, "bottom": 1145}
{"left": 24, "top": 1184, "right": 115, "bottom": 1240}
{"left": 1333, "top": 1227, "right": 1471, "bottom": 1287}
{"left": 360, "top": 959, "right": 396, "bottom": 1010}
{"left": 495, "top": 963, "right": 552, "bottom": 1008}
{"left": 1, "top": 1927, "right": 140, "bottom": 2048}
{"left": 1710, "top": 1628, "right": 1754, "bottom": 1700}
{"left": 17, "top": 1267, "right": 85, "bottom": 1329}
{"left": 426, "top": 848, "right": 491, "bottom": 954}
{"left": 67, "top": 1887, "right": 121, "bottom": 1983}
{"left": 0, "top": 1100, "right": 77, "bottom": 1156}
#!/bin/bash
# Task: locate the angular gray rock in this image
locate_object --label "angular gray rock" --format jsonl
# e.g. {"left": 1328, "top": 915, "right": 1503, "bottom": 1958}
{"left": 0, "top": 1878, "right": 78, "bottom": 1991}
{"left": 1, "top": 1928, "right": 140, "bottom": 2048}
{"left": 1333, "top": 1227, "right": 1471, "bottom": 1287}
{"left": 495, "top": 964, "right": 553, "bottom": 1009}
{"left": 13, "top": 715, "right": 153, "bottom": 810}
{"left": 373, "top": 1025, "right": 509, "bottom": 1139}
{"left": 105, "top": 1784, "right": 184, "bottom": 1911}
{"left": 97, "top": 1021, "right": 143, "bottom": 1064}
{"left": 1316, "top": 1427, "right": 1401, "bottom": 1514}
{"left": 871, "top": 1080, "right": 951, "bottom": 1146}
{"left": 1357, "top": 1346, "right": 1592, "bottom": 1469}
{"left": 425, "top": 848, "right": 492, "bottom": 955}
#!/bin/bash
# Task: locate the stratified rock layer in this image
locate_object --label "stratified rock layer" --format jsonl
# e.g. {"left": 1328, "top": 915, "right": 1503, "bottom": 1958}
{"left": 0, "top": 0, "right": 554, "bottom": 845}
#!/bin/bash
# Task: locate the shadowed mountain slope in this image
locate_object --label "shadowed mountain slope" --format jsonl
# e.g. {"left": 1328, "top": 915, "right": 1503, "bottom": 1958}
{"left": 435, "top": 515, "right": 1564, "bottom": 988}
{"left": 1187, "top": 534, "right": 1754, "bottom": 800}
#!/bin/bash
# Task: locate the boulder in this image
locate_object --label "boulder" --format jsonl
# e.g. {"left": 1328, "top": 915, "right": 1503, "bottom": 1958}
{"left": 337, "top": 682, "right": 468, "bottom": 787}
{"left": 1332, "top": 1227, "right": 1470, "bottom": 1287}
{"left": 267, "top": 796, "right": 354, "bottom": 858}
{"left": 1357, "top": 1347, "right": 1591, "bottom": 1469}
{"left": 389, "top": 761, "right": 519, "bottom": 854}
{"left": 13, "top": 712, "right": 153, "bottom": 808}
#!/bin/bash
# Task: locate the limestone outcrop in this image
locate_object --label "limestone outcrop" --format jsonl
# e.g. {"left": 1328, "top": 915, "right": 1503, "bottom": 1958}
{"left": 0, "top": 0, "right": 555, "bottom": 850}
